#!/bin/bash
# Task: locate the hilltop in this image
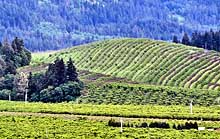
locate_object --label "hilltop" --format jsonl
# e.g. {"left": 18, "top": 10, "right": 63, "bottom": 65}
{"left": 32, "top": 38, "right": 220, "bottom": 91}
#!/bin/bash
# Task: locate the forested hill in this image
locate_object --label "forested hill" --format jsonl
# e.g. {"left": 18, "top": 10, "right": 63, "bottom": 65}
{"left": 0, "top": 0, "right": 219, "bottom": 51}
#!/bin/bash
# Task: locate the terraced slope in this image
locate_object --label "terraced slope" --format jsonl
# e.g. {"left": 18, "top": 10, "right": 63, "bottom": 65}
{"left": 32, "top": 38, "right": 220, "bottom": 90}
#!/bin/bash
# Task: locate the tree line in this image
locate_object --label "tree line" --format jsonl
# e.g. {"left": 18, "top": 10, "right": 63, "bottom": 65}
{"left": 173, "top": 30, "right": 220, "bottom": 52}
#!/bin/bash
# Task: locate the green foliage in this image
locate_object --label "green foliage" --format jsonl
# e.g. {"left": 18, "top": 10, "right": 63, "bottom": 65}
{"left": 0, "top": 37, "right": 31, "bottom": 75}
{"left": 0, "top": 115, "right": 219, "bottom": 138}
{"left": 0, "top": 89, "right": 11, "bottom": 100}
{"left": 79, "top": 82, "right": 220, "bottom": 106}
{"left": 1, "top": 101, "right": 220, "bottom": 121}
{"left": 0, "top": 74, "right": 15, "bottom": 90}
{"left": 178, "top": 30, "right": 220, "bottom": 52}
{"left": 33, "top": 82, "right": 83, "bottom": 103}
{"left": 66, "top": 58, "right": 78, "bottom": 82}
{"left": 27, "top": 58, "right": 83, "bottom": 103}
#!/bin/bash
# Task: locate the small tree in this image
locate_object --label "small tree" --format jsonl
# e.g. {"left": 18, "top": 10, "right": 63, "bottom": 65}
{"left": 172, "top": 35, "right": 179, "bottom": 43}
{"left": 182, "top": 33, "right": 190, "bottom": 45}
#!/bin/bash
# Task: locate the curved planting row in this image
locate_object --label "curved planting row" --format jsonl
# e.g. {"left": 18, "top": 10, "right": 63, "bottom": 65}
{"left": 139, "top": 46, "right": 187, "bottom": 84}
{"left": 33, "top": 38, "right": 220, "bottom": 90}
{"left": 157, "top": 50, "right": 194, "bottom": 85}
{"left": 187, "top": 56, "right": 220, "bottom": 89}
{"left": 182, "top": 55, "right": 219, "bottom": 88}
{"left": 161, "top": 52, "right": 206, "bottom": 86}
{"left": 175, "top": 54, "right": 218, "bottom": 88}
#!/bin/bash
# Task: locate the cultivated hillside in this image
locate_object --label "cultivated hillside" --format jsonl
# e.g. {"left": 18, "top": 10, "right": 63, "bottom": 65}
{"left": 32, "top": 38, "right": 220, "bottom": 90}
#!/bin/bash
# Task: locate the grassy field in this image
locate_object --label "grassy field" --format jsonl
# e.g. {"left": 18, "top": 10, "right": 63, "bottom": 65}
{"left": 31, "top": 38, "right": 220, "bottom": 90}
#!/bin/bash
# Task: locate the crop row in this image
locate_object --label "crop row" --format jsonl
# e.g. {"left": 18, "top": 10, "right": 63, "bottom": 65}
{"left": 1, "top": 100, "right": 220, "bottom": 121}
{"left": 81, "top": 82, "right": 220, "bottom": 106}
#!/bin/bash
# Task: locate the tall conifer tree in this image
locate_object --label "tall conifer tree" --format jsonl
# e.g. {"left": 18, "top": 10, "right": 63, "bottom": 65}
{"left": 66, "top": 58, "right": 78, "bottom": 82}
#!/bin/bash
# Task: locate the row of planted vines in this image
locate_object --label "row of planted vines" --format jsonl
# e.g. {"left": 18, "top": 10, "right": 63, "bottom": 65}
{"left": 79, "top": 82, "right": 220, "bottom": 106}
{"left": 1, "top": 101, "right": 220, "bottom": 121}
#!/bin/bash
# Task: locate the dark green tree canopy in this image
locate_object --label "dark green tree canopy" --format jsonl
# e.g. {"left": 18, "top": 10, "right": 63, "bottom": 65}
{"left": 27, "top": 57, "right": 83, "bottom": 103}
{"left": 176, "top": 30, "right": 220, "bottom": 52}
{"left": 66, "top": 58, "right": 78, "bottom": 82}
{"left": 0, "top": 37, "right": 31, "bottom": 75}
{"left": 182, "top": 33, "right": 190, "bottom": 46}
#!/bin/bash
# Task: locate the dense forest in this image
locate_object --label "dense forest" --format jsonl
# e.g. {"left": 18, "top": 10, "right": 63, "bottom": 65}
{"left": 0, "top": 0, "right": 219, "bottom": 51}
{"left": 174, "top": 30, "right": 220, "bottom": 52}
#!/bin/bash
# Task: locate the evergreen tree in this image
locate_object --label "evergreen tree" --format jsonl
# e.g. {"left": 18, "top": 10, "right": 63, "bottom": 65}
{"left": 182, "top": 33, "right": 190, "bottom": 45}
{"left": 191, "top": 32, "right": 199, "bottom": 46}
{"left": 27, "top": 72, "right": 37, "bottom": 99}
{"left": 54, "top": 58, "right": 66, "bottom": 86}
{"left": 172, "top": 35, "right": 179, "bottom": 43}
{"left": 66, "top": 58, "right": 78, "bottom": 82}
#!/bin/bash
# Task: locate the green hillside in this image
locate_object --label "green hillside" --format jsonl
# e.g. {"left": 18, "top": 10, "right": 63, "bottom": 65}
{"left": 32, "top": 38, "right": 220, "bottom": 91}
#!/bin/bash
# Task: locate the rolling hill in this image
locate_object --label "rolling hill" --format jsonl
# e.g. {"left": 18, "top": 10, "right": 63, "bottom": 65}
{"left": 32, "top": 38, "right": 220, "bottom": 91}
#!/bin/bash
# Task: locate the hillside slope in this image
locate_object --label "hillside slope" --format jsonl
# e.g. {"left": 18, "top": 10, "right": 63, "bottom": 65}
{"left": 32, "top": 38, "right": 220, "bottom": 90}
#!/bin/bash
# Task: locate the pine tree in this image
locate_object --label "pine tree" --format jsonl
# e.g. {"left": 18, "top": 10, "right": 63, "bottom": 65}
{"left": 66, "top": 58, "right": 78, "bottom": 82}
{"left": 54, "top": 58, "right": 66, "bottom": 86}
{"left": 182, "top": 33, "right": 190, "bottom": 45}
{"left": 191, "top": 32, "right": 198, "bottom": 47}
{"left": 172, "top": 35, "right": 179, "bottom": 43}
{"left": 27, "top": 72, "right": 37, "bottom": 97}
{"left": 45, "top": 63, "right": 56, "bottom": 87}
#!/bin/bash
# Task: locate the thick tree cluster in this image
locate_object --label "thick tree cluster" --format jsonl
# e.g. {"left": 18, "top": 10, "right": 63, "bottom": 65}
{"left": 44, "top": 58, "right": 78, "bottom": 87}
{"left": 27, "top": 58, "right": 83, "bottom": 103}
{"left": 0, "top": 37, "right": 31, "bottom": 75}
{"left": 173, "top": 30, "right": 220, "bottom": 52}
{"left": 0, "top": 37, "right": 31, "bottom": 100}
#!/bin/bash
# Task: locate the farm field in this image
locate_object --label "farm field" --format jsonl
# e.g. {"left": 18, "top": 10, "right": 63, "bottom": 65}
{"left": 1, "top": 101, "right": 220, "bottom": 121}
{"left": 14, "top": 38, "right": 220, "bottom": 138}
{"left": 31, "top": 38, "right": 220, "bottom": 91}
{"left": 80, "top": 82, "right": 220, "bottom": 106}
{"left": 1, "top": 114, "right": 220, "bottom": 139}
{"left": 0, "top": 100, "right": 220, "bottom": 139}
